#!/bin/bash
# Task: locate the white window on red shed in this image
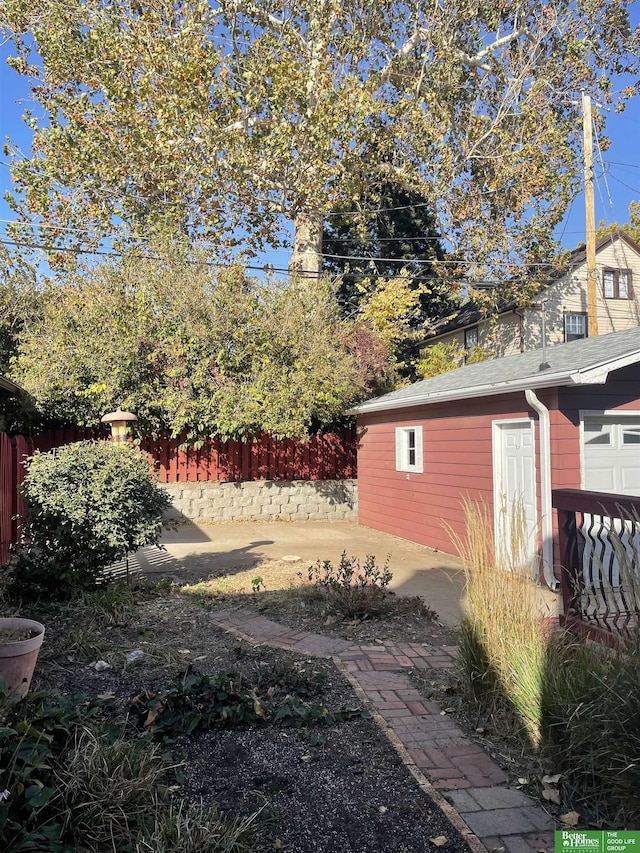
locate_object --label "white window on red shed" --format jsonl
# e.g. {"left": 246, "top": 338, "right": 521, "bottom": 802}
{"left": 395, "top": 426, "right": 423, "bottom": 473}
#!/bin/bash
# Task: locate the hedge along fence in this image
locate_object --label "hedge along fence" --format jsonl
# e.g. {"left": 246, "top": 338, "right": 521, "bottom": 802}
{"left": 0, "top": 428, "right": 358, "bottom": 563}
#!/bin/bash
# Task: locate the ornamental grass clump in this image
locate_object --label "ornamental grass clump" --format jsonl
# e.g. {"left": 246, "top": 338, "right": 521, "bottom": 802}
{"left": 450, "top": 499, "right": 548, "bottom": 747}
{"left": 13, "top": 441, "right": 170, "bottom": 598}
{"left": 540, "top": 632, "right": 640, "bottom": 825}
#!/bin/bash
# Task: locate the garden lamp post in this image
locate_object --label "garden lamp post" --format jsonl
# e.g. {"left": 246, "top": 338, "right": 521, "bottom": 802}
{"left": 101, "top": 408, "right": 137, "bottom": 443}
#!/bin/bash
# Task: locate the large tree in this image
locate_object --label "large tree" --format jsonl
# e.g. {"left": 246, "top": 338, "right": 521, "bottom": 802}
{"left": 596, "top": 201, "right": 640, "bottom": 245}
{"left": 10, "top": 245, "right": 389, "bottom": 439}
{"left": 323, "top": 182, "right": 459, "bottom": 323}
{"left": 2, "top": 0, "right": 638, "bottom": 278}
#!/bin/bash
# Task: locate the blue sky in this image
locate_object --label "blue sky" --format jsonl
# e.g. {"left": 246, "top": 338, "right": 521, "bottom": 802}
{"left": 0, "top": 30, "right": 638, "bottom": 273}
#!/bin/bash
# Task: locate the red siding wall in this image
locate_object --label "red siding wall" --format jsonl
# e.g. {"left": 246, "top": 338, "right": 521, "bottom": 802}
{"left": 357, "top": 362, "right": 640, "bottom": 564}
{"left": 357, "top": 391, "right": 540, "bottom": 556}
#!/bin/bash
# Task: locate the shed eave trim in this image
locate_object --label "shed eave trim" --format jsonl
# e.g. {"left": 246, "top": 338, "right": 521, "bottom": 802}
{"left": 0, "top": 376, "right": 21, "bottom": 394}
{"left": 573, "top": 350, "right": 640, "bottom": 386}
{"left": 349, "top": 371, "right": 576, "bottom": 415}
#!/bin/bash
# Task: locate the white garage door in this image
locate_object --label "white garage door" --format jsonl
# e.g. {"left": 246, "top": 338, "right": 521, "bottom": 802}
{"left": 583, "top": 416, "right": 640, "bottom": 496}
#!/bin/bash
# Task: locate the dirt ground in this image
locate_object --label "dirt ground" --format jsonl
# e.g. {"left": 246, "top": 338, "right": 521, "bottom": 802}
{"left": 33, "top": 592, "right": 473, "bottom": 853}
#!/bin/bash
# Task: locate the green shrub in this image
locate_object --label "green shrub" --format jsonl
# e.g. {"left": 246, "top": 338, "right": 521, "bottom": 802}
{"left": 0, "top": 683, "right": 114, "bottom": 852}
{"left": 540, "top": 634, "right": 640, "bottom": 825}
{"left": 306, "top": 552, "right": 393, "bottom": 619}
{"left": 12, "top": 441, "right": 170, "bottom": 598}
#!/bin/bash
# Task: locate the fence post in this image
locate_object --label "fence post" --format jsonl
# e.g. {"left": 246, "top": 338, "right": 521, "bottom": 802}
{"left": 556, "top": 504, "right": 581, "bottom": 625}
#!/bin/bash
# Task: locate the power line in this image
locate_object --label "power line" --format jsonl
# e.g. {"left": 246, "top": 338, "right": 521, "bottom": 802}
{"left": 606, "top": 173, "right": 640, "bottom": 195}
{"left": 0, "top": 237, "right": 293, "bottom": 277}
{"left": 604, "top": 160, "right": 640, "bottom": 170}
{"left": 0, "top": 221, "right": 582, "bottom": 271}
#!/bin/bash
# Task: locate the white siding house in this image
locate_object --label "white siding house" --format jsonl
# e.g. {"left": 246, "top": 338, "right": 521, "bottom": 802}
{"left": 423, "top": 233, "right": 640, "bottom": 360}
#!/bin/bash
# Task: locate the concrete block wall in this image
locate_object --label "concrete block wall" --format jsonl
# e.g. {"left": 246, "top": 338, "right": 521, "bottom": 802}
{"left": 162, "top": 479, "right": 358, "bottom": 523}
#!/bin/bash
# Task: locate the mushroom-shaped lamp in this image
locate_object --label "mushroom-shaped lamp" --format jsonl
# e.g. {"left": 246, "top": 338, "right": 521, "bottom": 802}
{"left": 101, "top": 408, "right": 137, "bottom": 443}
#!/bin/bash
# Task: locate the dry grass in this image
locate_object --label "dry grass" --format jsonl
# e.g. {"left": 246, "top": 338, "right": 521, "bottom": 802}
{"left": 135, "top": 800, "right": 262, "bottom": 853}
{"left": 181, "top": 559, "right": 311, "bottom": 598}
{"left": 448, "top": 499, "right": 548, "bottom": 747}
{"left": 57, "top": 730, "right": 176, "bottom": 852}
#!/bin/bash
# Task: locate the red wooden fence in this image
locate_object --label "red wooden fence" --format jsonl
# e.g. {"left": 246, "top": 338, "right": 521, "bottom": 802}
{"left": 138, "top": 430, "right": 357, "bottom": 483}
{"left": 0, "top": 433, "right": 34, "bottom": 566}
{"left": 28, "top": 427, "right": 357, "bottom": 483}
{"left": 0, "top": 428, "right": 357, "bottom": 563}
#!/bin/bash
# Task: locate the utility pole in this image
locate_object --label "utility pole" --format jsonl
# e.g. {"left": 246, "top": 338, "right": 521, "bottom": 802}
{"left": 582, "top": 92, "right": 598, "bottom": 337}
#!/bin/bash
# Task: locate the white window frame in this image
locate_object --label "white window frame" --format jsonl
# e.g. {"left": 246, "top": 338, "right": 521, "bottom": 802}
{"left": 603, "top": 268, "right": 632, "bottom": 300}
{"left": 395, "top": 426, "right": 423, "bottom": 473}
{"left": 563, "top": 312, "right": 587, "bottom": 342}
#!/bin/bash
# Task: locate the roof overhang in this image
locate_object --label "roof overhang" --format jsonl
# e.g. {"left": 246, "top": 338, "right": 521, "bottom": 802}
{"left": 0, "top": 376, "right": 22, "bottom": 395}
{"left": 349, "top": 349, "right": 640, "bottom": 416}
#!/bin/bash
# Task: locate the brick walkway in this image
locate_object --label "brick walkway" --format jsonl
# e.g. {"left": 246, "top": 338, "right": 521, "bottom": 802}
{"left": 211, "top": 608, "right": 555, "bottom": 853}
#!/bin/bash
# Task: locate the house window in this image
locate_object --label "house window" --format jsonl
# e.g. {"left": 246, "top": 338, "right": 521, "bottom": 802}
{"left": 395, "top": 426, "right": 423, "bottom": 473}
{"left": 603, "top": 269, "right": 632, "bottom": 299}
{"left": 564, "top": 312, "right": 587, "bottom": 342}
{"left": 464, "top": 326, "right": 478, "bottom": 352}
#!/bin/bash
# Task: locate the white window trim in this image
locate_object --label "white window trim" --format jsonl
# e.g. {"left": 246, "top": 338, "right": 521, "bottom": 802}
{"left": 395, "top": 426, "right": 423, "bottom": 473}
{"left": 564, "top": 312, "right": 587, "bottom": 341}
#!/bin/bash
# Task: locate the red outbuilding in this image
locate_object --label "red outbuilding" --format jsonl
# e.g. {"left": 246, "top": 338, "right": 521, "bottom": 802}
{"left": 351, "top": 326, "right": 640, "bottom": 589}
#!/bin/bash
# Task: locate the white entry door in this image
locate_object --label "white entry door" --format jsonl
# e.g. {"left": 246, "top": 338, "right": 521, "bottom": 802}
{"left": 493, "top": 420, "right": 538, "bottom": 573}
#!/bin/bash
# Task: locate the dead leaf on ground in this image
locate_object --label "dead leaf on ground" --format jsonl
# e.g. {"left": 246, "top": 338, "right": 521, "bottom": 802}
{"left": 144, "top": 699, "right": 166, "bottom": 729}
{"left": 541, "top": 784, "right": 561, "bottom": 805}
{"left": 560, "top": 811, "right": 580, "bottom": 827}
{"left": 542, "top": 773, "right": 562, "bottom": 784}
{"left": 430, "top": 836, "right": 448, "bottom": 847}
{"left": 97, "top": 691, "right": 115, "bottom": 700}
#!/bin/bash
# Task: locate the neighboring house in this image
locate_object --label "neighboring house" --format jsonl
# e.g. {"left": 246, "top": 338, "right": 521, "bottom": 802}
{"left": 350, "top": 326, "right": 640, "bottom": 588}
{"left": 424, "top": 232, "right": 640, "bottom": 361}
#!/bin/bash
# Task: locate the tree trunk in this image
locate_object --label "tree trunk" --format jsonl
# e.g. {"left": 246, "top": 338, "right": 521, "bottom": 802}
{"left": 290, "top": 209, "right": 323, "bottom": 277}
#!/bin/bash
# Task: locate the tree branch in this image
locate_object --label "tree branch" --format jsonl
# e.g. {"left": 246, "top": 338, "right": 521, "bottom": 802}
{"left": 221, "top": 114, "right": 271, "bottom": 134}
{"left": 379, "top": 28, "right": 428, "bottom": 82}
{"left": 457, "top": 27, "right": 527, "bottom": 70}
{"left": 228, "top": 0, "right": 308, "bottom": 51}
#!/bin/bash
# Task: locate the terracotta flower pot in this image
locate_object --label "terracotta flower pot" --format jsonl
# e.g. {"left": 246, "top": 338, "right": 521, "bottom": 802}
{"left": 0, "top": 618, "right": 45, "bottom": 697}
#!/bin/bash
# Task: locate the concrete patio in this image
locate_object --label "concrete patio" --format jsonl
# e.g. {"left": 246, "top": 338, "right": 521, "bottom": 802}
{"left": 124, "top": 519, "right": 559, "bottom": 626}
